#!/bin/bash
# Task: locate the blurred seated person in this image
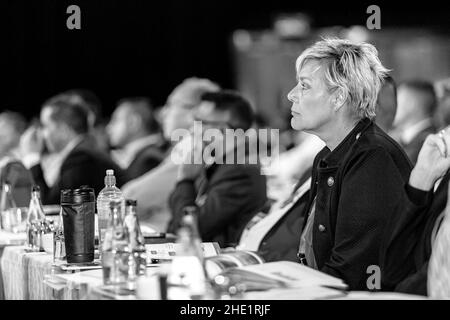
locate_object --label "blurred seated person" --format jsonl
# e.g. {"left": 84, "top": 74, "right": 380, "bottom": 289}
{"left": 375, "top": 75, "right": 398, "bottom": 132}
{"left": 107, "top": 97, "right": 167, "bottom": 182}
{"left": 0, "top": 111, "right": 27, "bottom": 166}
{"left": 62, "top": 88, "right": 109, "bottom": 152}
{"left": 390, "top": 80, "right": 437, "bottom": 164}
{"left": 433, "top": 90, "right": 450, "bottom": 131}
{"left": 166, "top": 90, "right": 268, "bottom": 248}
{"left": 39, "top": 90, "right": 107, "bottom": 187}
{"left": 121, "top": 78, "right": 219, "bottom": 231}
{"left": 20, "top": 97, "right": 125, "bottom": 205}
{"left": 434, "top": 78, "right": 450, "bottom": 101}
{"left": 381, "top": 127, "right": 450, "bottom": 296}
{"left": 428, "top": 179, "right": 450, "bottom": 299}
{"left": 0, "top": 111, "right": 34, "bottom": 206}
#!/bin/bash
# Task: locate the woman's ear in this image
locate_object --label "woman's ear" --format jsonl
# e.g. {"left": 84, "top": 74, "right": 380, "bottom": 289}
{"left": 333, "top": 89, "right": 347, "bottom": 111}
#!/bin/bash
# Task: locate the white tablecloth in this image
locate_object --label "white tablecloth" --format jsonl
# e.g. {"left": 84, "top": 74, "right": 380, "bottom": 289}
{"left": 0, "top": 246, "right": 85, "bottom": 300}
{"left": 0, "top": 231, "right": 27, "bottom": 299}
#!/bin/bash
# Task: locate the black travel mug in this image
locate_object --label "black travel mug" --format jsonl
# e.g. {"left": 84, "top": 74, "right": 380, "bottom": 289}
{"left": 61, "top": 187, "right": 95, "bottom": 263}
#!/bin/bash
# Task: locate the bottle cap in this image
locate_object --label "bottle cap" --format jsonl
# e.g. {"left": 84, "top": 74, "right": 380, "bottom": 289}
{"left": 125, "top": 199, "right": 137, "bottom": 207}
{"left": 109, "top": 199, "right": 122, "bottom": 210}
{"left": 32, "top": 185, "right": 41, "bottom": 193}
{"left": 104, "top": 169, "right": 116, "bottom": 186}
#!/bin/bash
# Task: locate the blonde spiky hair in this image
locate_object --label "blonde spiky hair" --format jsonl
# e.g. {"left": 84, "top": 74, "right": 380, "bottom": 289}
{"left": 296, "top": 37, "right": 390, "bottom": 119}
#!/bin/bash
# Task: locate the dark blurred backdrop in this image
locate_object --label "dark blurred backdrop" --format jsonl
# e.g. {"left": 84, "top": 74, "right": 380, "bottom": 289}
{"left": 2, "top": 0, "right": 449, "bottom": 119}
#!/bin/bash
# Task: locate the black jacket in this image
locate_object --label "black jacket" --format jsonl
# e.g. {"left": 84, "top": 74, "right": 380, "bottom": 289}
{"left": 303, "top": 118, "right": 412, "bottom": 290}
{"left": 124, "top": 139, "right": 168, "bottom": 182}
{"left": 30, "top": 138, "right": 126, "bottom": 205}
{"left": 167, "top": 163, "right": 267, "bottom": 248}
{"left": 257, "top": 189, "right": 309, "bottom": 263}
{"left": 380, "top": 171, "right": 450, "bottom": 295}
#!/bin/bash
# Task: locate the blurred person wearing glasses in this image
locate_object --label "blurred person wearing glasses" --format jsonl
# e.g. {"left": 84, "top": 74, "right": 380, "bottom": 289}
{"left": 107, "top": 97, "right": 167, "bottom": 182}
{"left": 286, "top": 38, "right": 412, "bottom": 290}
{"left": 166, "top": 90, "right": 267, "bottom": 248}
{"left": 121, "top": 78, "right": 219, "bottom": 231}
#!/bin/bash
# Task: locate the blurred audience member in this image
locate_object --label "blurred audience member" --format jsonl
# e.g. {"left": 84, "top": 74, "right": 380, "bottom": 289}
{"left": 391, "top": 80, "right": 437, "bottom": 164}
{"left": 428, "top": 180, "right": 450, "bottom": 299}
{"left": 61, "top": 88, "right": 109, "bottom": 152}
{"left": 166, "top": 90, "right": 267, "bottom": 247}
{"left": 375, "top": 75, "right": 398, "bottom": 132}
{"left": 433, "top": 93, "right": 450, "bottom": 131}
{"left": 122, "top": 77, "right": 219, "bottom": 230}
{"left": 381, "top": 127, "right": 450, "bottom": 296}
{"left": 40, "top": 91, "right": 107, "bottom": 187}
{"left": 107, "top": 97, "right": 167, "bottom": 182}
{"left": 0, "top": 111, "right": 34, "bottom": 206}
{"left": 434, "top": 77, "right": 450, "bottom": 100}
{"left": 20, "top": 97, "right": 125, "bottom": 204}
{"left": 0, "top": 111, "right": 27, "bottom": 163}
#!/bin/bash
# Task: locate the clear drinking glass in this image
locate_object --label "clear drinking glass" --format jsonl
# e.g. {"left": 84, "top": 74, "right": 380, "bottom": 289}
{"left": 11, "top": 207, "right": 28, "bottom": 233}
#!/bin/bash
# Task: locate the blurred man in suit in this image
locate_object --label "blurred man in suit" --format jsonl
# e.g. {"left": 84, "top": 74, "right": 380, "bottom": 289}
{"left": 107, "top": 97, "right": 167, "bottom": 182}
{"left": 167, "top": 90, "right": 267, "bottom": 247}
{"left": 39, "top": 90, "right": 108, "bottom": 187}
{"left": 20, "top": 97, "right": 125, "bottom": 204}
{"left": 376, "top": 75, "right": 398, "bottom": 133}
{"left": 121, "top": 78, "right": 219, "bottom": 231}
{"left": 391, "top": 80, "right": 437, "bottom": 164}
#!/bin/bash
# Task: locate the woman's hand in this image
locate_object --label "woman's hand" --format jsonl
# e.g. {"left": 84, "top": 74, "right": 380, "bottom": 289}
{"left": 409, "top": 128, "right": 450, "bottom": 191}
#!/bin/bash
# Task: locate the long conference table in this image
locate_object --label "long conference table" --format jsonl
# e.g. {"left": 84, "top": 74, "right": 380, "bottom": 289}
{"left": 0, "top": 231, "right": 427, "bottom": 300}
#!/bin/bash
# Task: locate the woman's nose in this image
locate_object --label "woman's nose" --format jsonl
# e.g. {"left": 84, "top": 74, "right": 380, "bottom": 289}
{"left": 287, "top": 86, "right": 297, "bottom": 103}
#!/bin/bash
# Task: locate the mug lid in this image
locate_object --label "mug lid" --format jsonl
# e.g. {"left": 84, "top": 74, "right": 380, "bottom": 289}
{"left": 60, "top": 186, "right": 95, "bottom": 204}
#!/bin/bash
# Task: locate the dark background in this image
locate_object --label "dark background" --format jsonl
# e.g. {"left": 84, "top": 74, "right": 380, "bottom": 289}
{"left": 2, "top": 0, "right": 449, "bottom": 119}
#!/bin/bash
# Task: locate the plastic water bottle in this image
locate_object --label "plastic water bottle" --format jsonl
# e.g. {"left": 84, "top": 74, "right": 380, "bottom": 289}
{"left": 97, "top": 169, "right": 124, "bottom": 254}
{"left": 26, "top": 186, "right": 47, "bottom": 252}
{"left": 168, "top": 210, "right": 207, "bottom": 299}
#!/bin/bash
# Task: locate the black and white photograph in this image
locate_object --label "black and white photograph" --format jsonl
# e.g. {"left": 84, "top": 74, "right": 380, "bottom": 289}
{"left": 1, "top": 0, "right": 450, "bottom": 309}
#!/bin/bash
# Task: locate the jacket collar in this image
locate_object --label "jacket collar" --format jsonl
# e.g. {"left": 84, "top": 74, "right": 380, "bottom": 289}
{"left": 318, "top": 118, "right": 372, "bottom": 168}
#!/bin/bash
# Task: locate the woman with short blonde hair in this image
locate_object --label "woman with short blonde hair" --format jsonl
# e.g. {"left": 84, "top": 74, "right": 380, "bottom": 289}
{"left": 287, "top": 38, "right": 412, "bottom": 290}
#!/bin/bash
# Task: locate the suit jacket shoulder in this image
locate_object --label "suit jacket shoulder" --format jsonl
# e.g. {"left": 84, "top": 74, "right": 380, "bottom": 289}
{"left": 126, "top": 145, "right": 166, "bottom": 181}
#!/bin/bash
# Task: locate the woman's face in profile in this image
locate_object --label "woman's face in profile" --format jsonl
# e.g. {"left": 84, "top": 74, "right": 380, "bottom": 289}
{"left": 287, "top": 59, "right": 335, "bottom": 134}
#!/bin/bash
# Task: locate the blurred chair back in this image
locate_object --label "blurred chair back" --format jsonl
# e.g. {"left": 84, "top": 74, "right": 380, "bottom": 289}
{"left": 0, "top": 160, "right": 34, "bottom": 207}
